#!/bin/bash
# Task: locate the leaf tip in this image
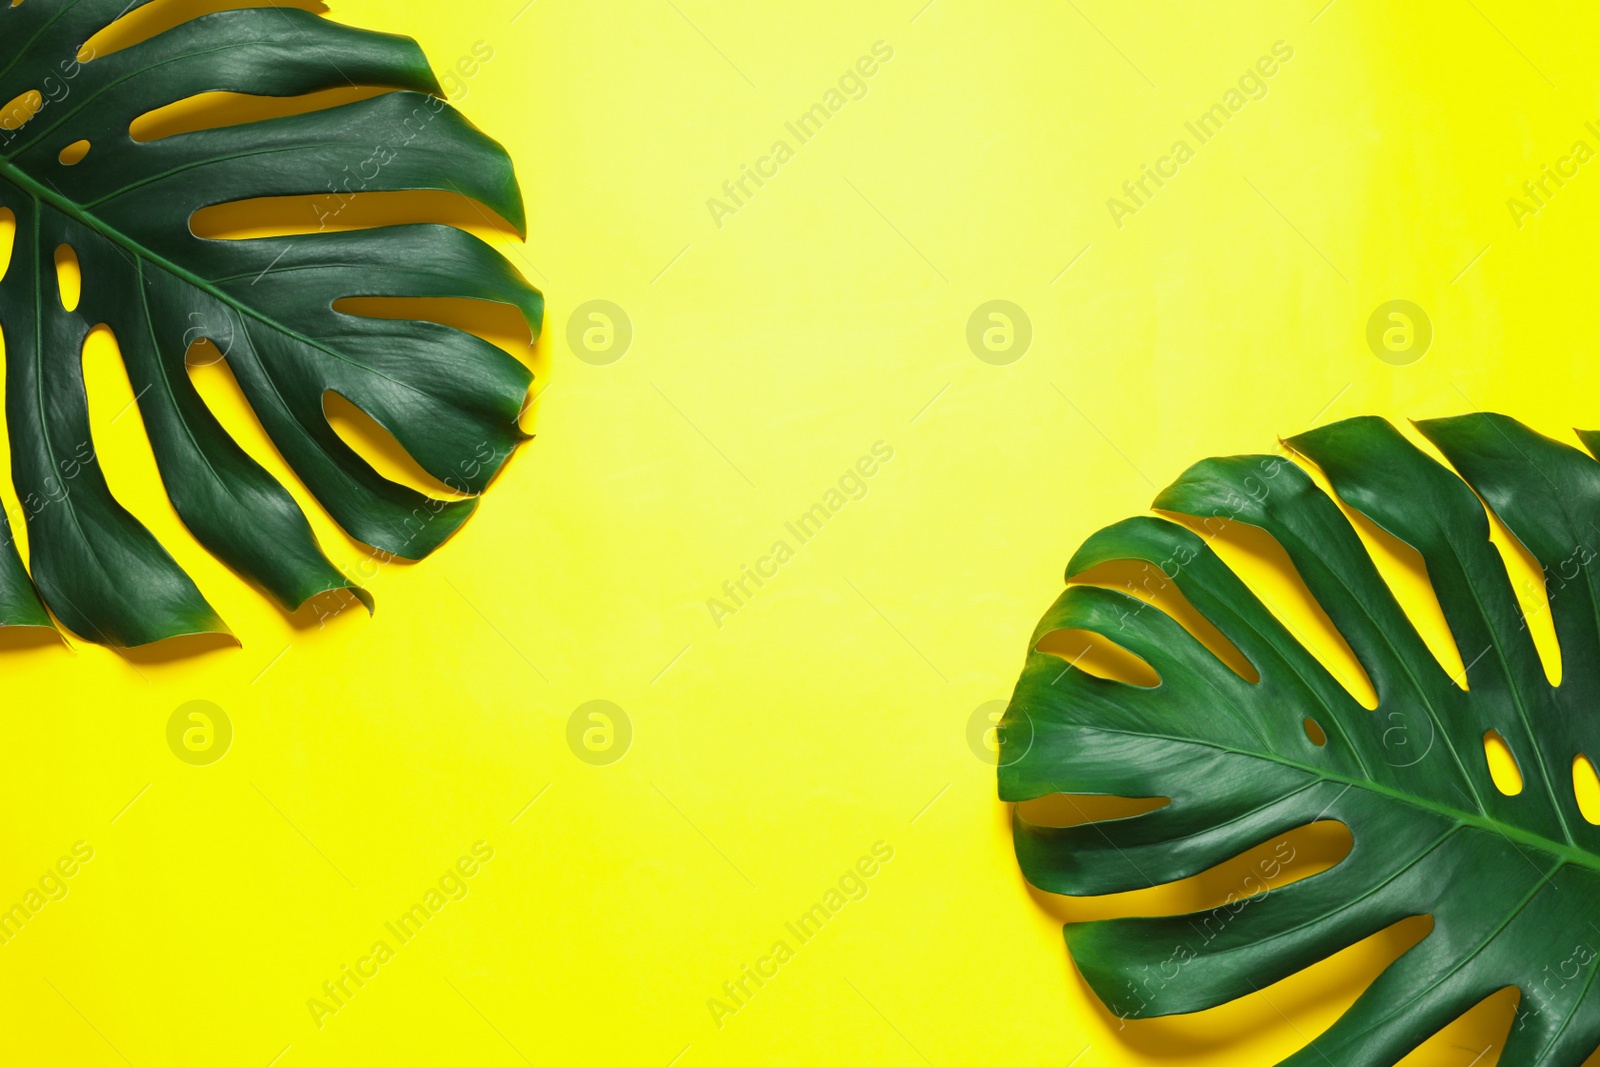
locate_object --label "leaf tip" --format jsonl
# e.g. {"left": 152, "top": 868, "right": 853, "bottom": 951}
{"left": 348, "top": 585, "right": 376, "bottom": 616}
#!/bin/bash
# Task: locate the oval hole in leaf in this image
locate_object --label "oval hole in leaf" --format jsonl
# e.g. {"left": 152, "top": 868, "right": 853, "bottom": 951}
{"left": 53, "top": 245, "right": 81, "bottom": 312}
{"left": 1070, "top": 557, "right": 1259, "bottom": 683}
{"left": 0, "top": 208, "right": 15, "bottom": 283}
{"left": 56, "top": 141, "right": 90, "bottom": 168}
{"left": 1483, "top": 730, "right": 1524, "bottom": 796}
{"left": 1035, "top": 627, "right": 1161, "bottom": 687}
{"left": 1303, "top": 718, "right": 1327, "bottom": 747}
{"left": 0, "top": 90, "right": 42, "bottom": 133}
{"left": 323, "top": 391, "right": 469, "bottom": 500}
{"left": 131, "top": 86, "right": 390, "bottom": 143}
{"left": 57, "top": 140, "right": 89, "bottom": 166}
{"left": 1573, "top": 755, "right": 1600, "bottom": 824}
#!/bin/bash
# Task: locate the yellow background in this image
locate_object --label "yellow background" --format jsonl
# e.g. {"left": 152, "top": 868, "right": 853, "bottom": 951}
{"left": 4, "top": 0, "right": 1600, "bottom": 1063}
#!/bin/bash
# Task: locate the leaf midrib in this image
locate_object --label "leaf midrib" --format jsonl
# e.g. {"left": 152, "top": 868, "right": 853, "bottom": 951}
{"left": 1055, "top": 717, "right": 1600, "bottom": 874}
{"left": 0, "top": 155, "right": 449, "bottom": 412}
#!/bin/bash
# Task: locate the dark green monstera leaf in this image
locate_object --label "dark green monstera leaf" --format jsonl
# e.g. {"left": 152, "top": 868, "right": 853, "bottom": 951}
{"left": 1003, "top": 414, "right": 1600, "bottom": 1065}
{"left": 0, "top": 1, "right": 541, "bottom": 647}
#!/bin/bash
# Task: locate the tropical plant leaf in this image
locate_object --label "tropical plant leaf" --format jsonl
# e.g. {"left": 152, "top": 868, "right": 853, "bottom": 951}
{"left": 1002, "top": 413, "right": 1600, "bottom": 1066}
{"left": 0, "top": 1, "right": 541, "bottom": 647}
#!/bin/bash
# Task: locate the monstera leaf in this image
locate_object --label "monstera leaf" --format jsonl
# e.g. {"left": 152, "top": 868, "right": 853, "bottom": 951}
{"left": 0, "top": 1, "right": 541, "bottom": 647}
{"left": 1003, "top": 414, "right": 1600, "bottom": 1065}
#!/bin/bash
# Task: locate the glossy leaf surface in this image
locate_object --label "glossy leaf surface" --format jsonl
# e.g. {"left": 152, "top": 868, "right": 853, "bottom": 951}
{"left": 1004, "top": 414, "right": 1600, "bottom": 1065}
{"left": 0, "top": 1, "right": 541, "bottom": 646}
